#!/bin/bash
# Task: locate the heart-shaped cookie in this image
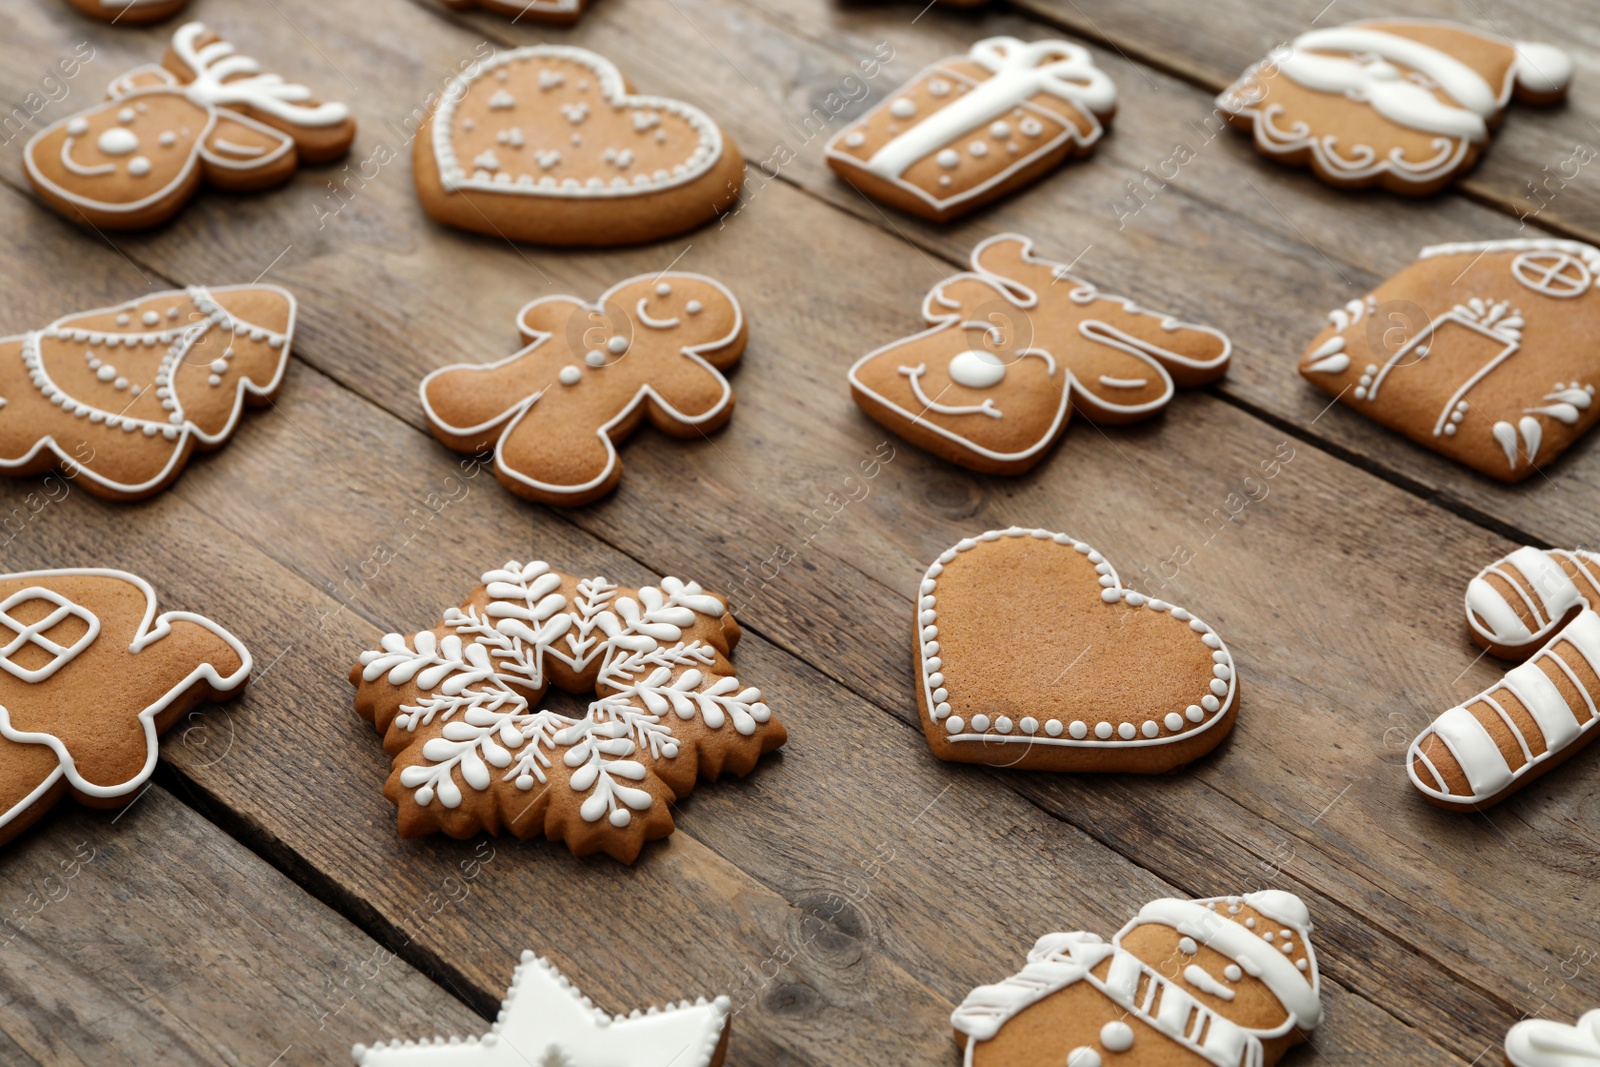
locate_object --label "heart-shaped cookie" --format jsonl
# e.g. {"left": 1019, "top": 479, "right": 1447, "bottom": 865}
{"left": 916, "top": 527, "right": 1238, "bottom": 772}
{"left": 415, "top": 45, "right": 744, "bottom": 246}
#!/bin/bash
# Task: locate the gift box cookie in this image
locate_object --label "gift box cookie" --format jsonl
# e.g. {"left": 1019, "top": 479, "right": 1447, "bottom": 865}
{"left": 1218, "top": 19, "right": 1572, "bottom": 194}
{"left": 825, "top": 37, "right": 1115, "bottom": 221}
{"left": 1298, "top": 239, "right": 1600, "bottom": 481}
{"left": 954, "top": 891, "right": 1322, "bottom": 1067}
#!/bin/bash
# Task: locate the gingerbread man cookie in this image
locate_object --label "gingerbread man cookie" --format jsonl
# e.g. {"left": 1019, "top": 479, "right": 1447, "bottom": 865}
{"left": 24, "top": 22, "right": 354, "bottom": 230}
{"left": 438, "top": 0, "right": 592, "bottom": 22}
{"left": 1408, "top": 546, "right": 1600, "bottom": 810}
{"left": 415, "top": 45, "right": 743, "bottom": 246}
{"left": 0, "top": 285, "right": 296, "bottom": 501}
{"left": 1218, "top": 20, "right": 1572, "bottom": 194}
{"left": 1299, "top": 239, "right": 1600, "bottom": 482}
{"left": 826, "top": 37, "right": 1115, "bottom": 221}
{"left": 1505, "top": 1009, "right": 1600, "bottom": 1066}
{"left": 421, "top": 273, "right": 743, "bottom": 506}
{"left": 916, "top": 528, "right": 1237, "bottom": 774}
{"left": 66, "top": 0, "right": 189, "bottom": 24}
{"left": 353, "top": 560, "right": 784, "bottom": 862}
{"left": 955, "top": 891, "right": 1322, "bottom": 1067}
{"left": 851, "top": 233, "right": 1230, "bottom": 474}
{"left": 0, "top": 568, "right": 250, "bottom": 847}
{"left": 354, "top": 951, "right": 731, "bottom": 1067}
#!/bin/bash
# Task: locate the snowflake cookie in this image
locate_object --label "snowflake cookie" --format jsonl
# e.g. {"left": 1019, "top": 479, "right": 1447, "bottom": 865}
{"left": 0, "top": 568, "right": 250, "bottom": 847}
{"left": 915, "top": 528, "right": 1238, "bottom": 773}
{"left": 1299, "top": 239, "right": 1600, "bottom": 481}
{"left": 955, "top": 891, "right": 1322, "bottom": 1067}
{"left": 352, "top": 561, "right": 785, "bottom": 862}
{"left": 354, "top": 950, "right": 730, "bottom": 1066}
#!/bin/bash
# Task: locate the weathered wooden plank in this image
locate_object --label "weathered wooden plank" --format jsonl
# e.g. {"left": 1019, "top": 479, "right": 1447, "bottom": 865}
{"left": 0, "top": 786, "right": 483, "bottom": 1066}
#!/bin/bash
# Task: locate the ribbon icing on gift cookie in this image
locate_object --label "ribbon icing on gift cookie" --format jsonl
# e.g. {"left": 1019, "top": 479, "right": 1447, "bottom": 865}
{"left": 954, "top": 891, "right": 1322, "bottom": 1067}
{"left": 1217, "top": 19, "right": 1572, "bottom": 194}
{"left": 913, "top": 528, "right": 1237, "bottom": 774}
{"left": 1298, "top": 239, "right": 1600, "bottom": 482}
{"left": 850, "top": 233, "right": 1230, "bottom": 474}
{"left": 0, "top": 568, "right": 250, "bottom": 848}
{"left": 421, "top": 273, "right": 743, "bottom": 506}
{"left": 437, "top": 0, "right": 591, "bottom": 23}
{"left": 66, "top": 0, "right": 190, "bottom": 24}
{"left": 352, "top": 560, "right": 784, "bottom": 862}
{"left": 1408, "top": 545, "right": 1600, "bottom": 811}
{"left": 0, "top": 285, "right": 296, "bottom": 501}
{"left": 415, "top": 45, "right": 744, "bottom": 245}
{"left": 353, "top": 951, "right": 731, "bottom": 1066}
{"left": 25, "top": 22, "right": 353, "bottom": 229}
{"left": 825, "top": 37, "right": 1116, "bottom": 221}
{"left": 1505, "top": 1008, "right": 1600, "bottom": 1067}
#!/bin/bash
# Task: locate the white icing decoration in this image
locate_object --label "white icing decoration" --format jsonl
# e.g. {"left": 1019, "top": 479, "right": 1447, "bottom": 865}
{"left": 0, "top": 568, "right": 250, "bottom": 838}
{"left": 1504, "top": 1008, "right": 1600, "bottom": 1067}
{"left": 916, "top": 528, "right": 1236, "bottom": 751}
{"left": 947, "top": 349, "right": 1008, "bottom": 388}
{"left": 352, "top": 952, "right": 730, "bottom": 1067}
{"left": 59, "top": 139, "right": 115, "bottom": 177}
{"left": 1100, "top": 1021, "right": 1133, "bottom": 1051}
{"left": 171, "top": 22, "right": 349, "bottom": 128}
{"left": 97, "top": 128, "right": 139, "bottom": 156}
{"left": 432, "top": 46, "right": 724, "bottom": 200}
{"left": 1465, "top": 547, "right": 1595, "bottom": 652}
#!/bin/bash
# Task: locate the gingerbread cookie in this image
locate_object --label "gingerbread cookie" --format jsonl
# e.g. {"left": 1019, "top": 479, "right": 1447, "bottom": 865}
{"left": 67, "top": 0, "right": 189, "bottom": 23}
{"left": 421, "top": 273, "right": 743, "bottom": 506}
{"left": 0, "top": 285, "right": 296, "bottom": 501}
{"left": 1299, "top": 239, "right": 1600, "bottom": 482}
{"left": 0, "top": 568, "right": 250, "bottom": 848}
{"left": 415, "top": 45, "right": 743, "bottom": 246}
{"left": 851, "top": 233, "right": 1230, "bottom": 474}
{"left": 915, "top": 528, "right": 1237, "bottom": 773}
{"left": 24, "top": 22, "right": 354, "bottom": 229}
{"left": 353, "top": 560, "right": 784, "bottom": 862}
{"left": 955, "top": 891, "right": 1322, "bottom": 1067}
{"left": 1218, "top": 20, "right": 1572, "bottom": 195}
{"left": 1505, "top": 1009, "right": 1600, "bottom": 1066}
{"left": 354, "top": 950, "right": 730, "bottom": 1066}
{"left": 439, "top": 0, "right": 591, "bottom": 21}
{"left": 825, "top": 37, "right": 1115, "bottom": 221}
{"left": 1409, "top": 546, "right": 1600, "bottom": 811}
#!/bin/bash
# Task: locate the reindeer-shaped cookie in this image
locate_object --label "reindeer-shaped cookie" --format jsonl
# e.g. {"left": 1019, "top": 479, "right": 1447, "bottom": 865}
{"left": 24, "top": 22, "right": 354, "bottom": 229}
{"left": 849, "top": 233, "right": 1231, "bottom": 474}
{"left": 421, "top": 274, "right": 745, "bottom": 506}
{"left": 1408, "top": 545, "right": 1600, "bottom": 810}
{"left": 1299, "top": 239, "right": 1600, "bottom": 482}
{"left": 0, "top": 285, "right": 296, "bottom": 501}
{"left": 0, "top": 568, "right": 250, "bottom": 847}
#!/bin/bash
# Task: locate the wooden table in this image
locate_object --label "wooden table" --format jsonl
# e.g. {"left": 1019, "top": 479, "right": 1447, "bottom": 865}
{"left": 0, "top": 0, "right": 1596, "bottom": 1063}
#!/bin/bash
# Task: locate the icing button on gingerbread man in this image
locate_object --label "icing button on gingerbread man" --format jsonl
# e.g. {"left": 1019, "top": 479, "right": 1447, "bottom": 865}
{"left": 421, "top": 273, "right": 745, "bottom": 506}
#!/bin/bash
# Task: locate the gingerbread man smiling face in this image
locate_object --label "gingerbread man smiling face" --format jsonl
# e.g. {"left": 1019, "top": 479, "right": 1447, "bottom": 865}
{"left": 420, "top": 273, "right": 745, "bottom": 506}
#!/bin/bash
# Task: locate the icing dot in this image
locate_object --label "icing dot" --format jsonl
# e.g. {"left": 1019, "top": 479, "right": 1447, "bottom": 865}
{"left": 142, "top": 311, "right": 159, "bottom": 326}
{"left": 209, "top": 359, "right": 228, "bottom": 374}
{"left": 1297, "top": 959, "right": 1309, "bottom": 972}
{"left": 889, "top": 98, "right": 916, "bottom": 119}
{"left": 945, "top": 716, "right": 964, "bottom": 734}
{"left": 1066, "top": 1049, "right": 1102, "bottom": 1067}
{"left": 1020, "top": 717, "right": 1038, "bottom": 734}
{"left": 96, "top": 365, "right": 116, "bottom": 382}
{"left": 1280, "top": 929, "right": 1293, "bottom": 939}
{"left": 1281, "top": 942, "right": 1295, "bottom": 954}
{"left": 559, "top": 365, "right": 582, "bottom": 385}
{"left": 935, "top": 149, "right": 960, "bottom": 169}
{"left": 994, "top": 716, "right": 1013, "bottom": 734}
{"left": 1047, "top": 720, "right": 1065, "bottom": 737}
{"left": 607, "top": 336, "right": 628, "bottom": 354}
{"left": 207, "top": 374, "right": 221, "bottom": 386}
{"left": 1094, "top": 722, "right": 1113, "bottom": 739}
{"left": 67, "top": 117, "right": 88, "bottom": 136}
{"left": 1202, "top": 695, "right": 1220, "bottom": 712}
{"left": 1019, "top": 117, "right": 1044, "bottom": 137}
{"left": 989, "top": 120, "right": 1011, "bottom": 138}
{"left": 1246, "top": 918, "right": 1256, "bottom": 929}
{"left": 1100, "top": 1022, "right": 1134, "bottom": 1053}
{"left": 115, "top": 314, "right": 130, "bottom": 326}
{"left": 968, "top": 140, "right": 989, "bottom": 158}
{"left": 686, "top": 301, "right": 702, "bottom": 314}
{"left": 117, "top": 108, "right": 135, "bottom": 124}
{"left": 98, "top": 127, "right": 139, "bottom": 156}
{"left": 159, "top": 131, "right": 176, "bottom": 147}
{"left": 1178, "top": 937, "right": 1198, "bottom": 955}
{"left": 1141, "top": 721, "right": 1159, "bottom": 738}
{"left": 127, "top": 157, "right": 151, "bottom": 177}
{"left": 947, "top": 349, "right": 1006, "bottom": 388}
{"left": 1212, "top": 650, "right": 1228, "bottom": 664}
{"left": 928, "top": 78, "right": 951, "bottom": 97}
{"left": 1203, "top": 633, "right": 1222, "bottom": 649}
{"left": 1262, "top": 931, "right": 1274, "bottom": 942}
{"left": 585, "top": 350, "right": 606, "bottom": 367}
{"left": 844, "top": 131, "right": 865, "bottom": 148}
{"left": 1186, "top": 704, "right": 1205, "bottom": 722}
{"left": 1165, "top": 712, "right": 1184, "bottom": 731}
{"left": 656, "top": 283, "right": 672, "bottom": 297}
{"left": 1225, "top": 964, "right": 1243, "bottom": 981}
{"left": 1210, "top": 679, "right": 1229, "bottom": 697}
{"left": 609, "top": 808, "right": 631, "bottom": 828}
{"left": 1117, "top": 723, "right": 1136, "bottom": 740}
{"left": 970, "top": 714, "right": 991, "bottom": 732}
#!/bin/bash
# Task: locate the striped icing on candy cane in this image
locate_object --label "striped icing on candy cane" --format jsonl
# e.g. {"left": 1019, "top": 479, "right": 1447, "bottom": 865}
{"left": 1410, "top": 609, "right": 1600, "bottom": 805}
{"left": 1466, "top": 547, "right": 1600, "bottom": 650}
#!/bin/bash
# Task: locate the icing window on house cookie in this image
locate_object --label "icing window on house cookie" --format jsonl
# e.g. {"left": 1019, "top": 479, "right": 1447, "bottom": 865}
{"left": 0, "top": 588, "right": 100, "bottom": 684}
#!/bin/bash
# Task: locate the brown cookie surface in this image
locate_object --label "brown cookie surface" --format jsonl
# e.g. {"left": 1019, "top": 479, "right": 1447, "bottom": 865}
{"left": 24, "top": 22, "right": 354, "bottom": 229}
{"left": 914, "top": 528, "right": 1237, "bottom": 774}
{"left": 1217, "top": 19, "right": 1573, "bottom": 194}
{"left": 0, "top": 568, "right": 250, "bottom": 847}
{"left": 0, "top": 285, "right": 296, "bottom": 501}
{"left": 825, "top": 37, "right": 1115, "bottom": 221}
{"left": 421, "top": 273, "right": 744, "bottom": 506}
{"left": 352, "top": 561, "right": 785, "bottom": 863}
{"left": 850, "top": 233, "right": 1230, "bottom": 474}
{"left": 438, "top": 0, "right": 591, "bottom": 22}
{"left": 65, "top": 0, "right": 189, "bottom": 24}
{"left": 414, "top": 45, "right": 743, "bottom": 245}
{"left": 1298, "top": 239, "right": 1600, "bottom": 482}
{"left": 953, "top": 891, "right": 1322, "bottom": 1066}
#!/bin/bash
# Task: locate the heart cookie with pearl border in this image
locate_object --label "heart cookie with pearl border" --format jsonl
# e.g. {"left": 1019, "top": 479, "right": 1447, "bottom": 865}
{"left": 916, "top": 527, "right": 1237, "bottom": 772}
{"left": 415, "top": 44, "right": 744, "bottom": 246}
